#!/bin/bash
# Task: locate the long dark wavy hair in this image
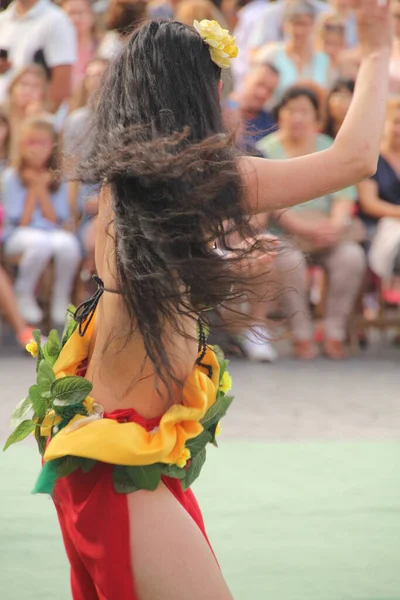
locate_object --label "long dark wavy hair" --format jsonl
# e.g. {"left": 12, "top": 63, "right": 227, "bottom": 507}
{"left": 74, "top": 20, "right": 268, "bottom": 390}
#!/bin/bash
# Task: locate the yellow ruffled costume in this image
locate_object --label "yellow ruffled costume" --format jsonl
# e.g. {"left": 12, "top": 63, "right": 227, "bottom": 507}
{"left": 44, "top": 314, "right": 221, "bottom": 468}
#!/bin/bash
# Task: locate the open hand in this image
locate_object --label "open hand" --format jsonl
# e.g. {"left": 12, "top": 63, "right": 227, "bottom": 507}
{"left": 224, "top": 233, "right": 279, "bottom": 277}
{"left": 354, "top": 0, "right": 392, "bottom": 57}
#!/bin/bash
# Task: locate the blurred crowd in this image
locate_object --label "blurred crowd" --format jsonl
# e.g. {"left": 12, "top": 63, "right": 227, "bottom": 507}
{"left": 0, "top": 0, "right": 399, "bottom": 361}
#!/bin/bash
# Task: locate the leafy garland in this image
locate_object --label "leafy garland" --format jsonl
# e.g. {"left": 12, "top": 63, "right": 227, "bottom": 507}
{"left": 4, "top": 307, "right": 233, "bottom": 494}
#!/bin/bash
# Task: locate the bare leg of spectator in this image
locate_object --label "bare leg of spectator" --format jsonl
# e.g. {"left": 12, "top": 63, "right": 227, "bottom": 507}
{"left": 4, "top": 228, "right": 54, "bottom": 324}
{"left": 319, "top": 241, "right": 366, "bottom": 359}
{"left": 240, "top": 270, "right": 278, "bottom": 362}
{"left": 273, "top": 244, "right": 318, "bottom": 360}
{"left": 0, "top": 265, "right": 33, "bottom": 346}
{"left": 50, "top": 230, "right": 82, "bottom": 325}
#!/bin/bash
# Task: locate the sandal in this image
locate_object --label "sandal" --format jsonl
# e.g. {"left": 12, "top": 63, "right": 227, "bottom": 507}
{"left": 293, "top": 340, "right": 318, "bottom": 360}
{"left": 323, "top": 339, "right": 345, "bottom": 360}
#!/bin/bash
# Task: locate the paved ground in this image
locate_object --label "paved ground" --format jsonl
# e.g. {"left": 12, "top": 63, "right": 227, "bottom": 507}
{"left": 0, "top": 336, "right": 399, "bottom": 600}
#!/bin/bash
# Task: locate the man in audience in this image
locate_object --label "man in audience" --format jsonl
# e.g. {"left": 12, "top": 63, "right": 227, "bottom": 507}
{"left": 0, "top": 0, "right": 76, "bottom": 109}
{"left": 226, "top": 62, "right": 279, "bottom": 147}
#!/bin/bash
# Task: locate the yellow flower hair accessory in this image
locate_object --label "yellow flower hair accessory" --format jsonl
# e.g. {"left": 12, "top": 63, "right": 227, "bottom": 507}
{"left": 193, "top": 19, "right": 238, "bottom": 69}
{"left": 26, "top": 339, "right": 38, "bottom": 358}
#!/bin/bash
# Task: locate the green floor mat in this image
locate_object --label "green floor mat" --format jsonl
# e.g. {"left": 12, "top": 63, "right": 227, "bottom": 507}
{"left": 1, "top": 442, "right": 399, "bottom": 600}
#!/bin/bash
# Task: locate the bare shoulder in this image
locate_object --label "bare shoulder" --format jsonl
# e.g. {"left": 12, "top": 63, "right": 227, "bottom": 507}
{"left": 128, "top": 483, "right": 234, "bottom": 600}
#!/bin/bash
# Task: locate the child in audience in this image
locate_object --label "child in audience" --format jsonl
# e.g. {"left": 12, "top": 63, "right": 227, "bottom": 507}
{"left": 2, "top": 117, "right": 81, "bottom": 325}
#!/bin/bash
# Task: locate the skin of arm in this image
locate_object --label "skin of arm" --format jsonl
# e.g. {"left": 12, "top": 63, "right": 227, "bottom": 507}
{"left": 19, "top": 188, "right": 38, "bottom": 227}
{"left": 329, "top": 196, "right": 355, "bottom": 230}
{"left": 67, "top": 181, "right": 80, "bottom": 227}
{"left": 357, "top": 178, "right": 400, "bottom": 219}
{"left": 49, "top": 65, "right": 73, "bottom": 111}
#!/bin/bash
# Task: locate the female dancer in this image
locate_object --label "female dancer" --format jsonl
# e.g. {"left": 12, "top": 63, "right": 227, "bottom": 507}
{"left": 6, "top": 3, "right": 391, "bottom": 599}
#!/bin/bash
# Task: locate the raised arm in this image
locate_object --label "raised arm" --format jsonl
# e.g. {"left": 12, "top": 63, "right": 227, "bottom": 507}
{"left": 241, "top": 0, "right": 391, "bottom": 213}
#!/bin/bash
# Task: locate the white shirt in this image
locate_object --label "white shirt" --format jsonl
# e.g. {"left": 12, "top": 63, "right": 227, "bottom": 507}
{"left": 97, "top": 31, "right": 125, "bottom": 61}
{"left": 0, "top": 0, "right": 76, "bottom": 103}
{"left": 232, "top": 0, "right": 270, "bottom": 89}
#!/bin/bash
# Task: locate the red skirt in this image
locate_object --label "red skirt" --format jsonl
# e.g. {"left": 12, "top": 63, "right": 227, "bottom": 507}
{"left": 52, "top": 408, "right": 212, "bottom": 600}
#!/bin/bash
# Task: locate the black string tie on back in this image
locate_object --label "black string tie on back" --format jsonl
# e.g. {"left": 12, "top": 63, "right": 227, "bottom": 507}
{"left": 195, "top": 318, "right": 213, "bottom": 380}
{"left": 74, "top": 275, "right": 121, "bottom": 337}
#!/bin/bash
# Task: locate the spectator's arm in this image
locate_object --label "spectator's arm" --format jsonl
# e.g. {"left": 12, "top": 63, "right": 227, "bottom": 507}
{"left": 38, "top": 188, "right": 57, "bottom": 223}
{"left": 54, "top": 183, "right": 72, "bottom": 226}
{"left": 68, "top": 181, "right": 80, "bottom": 227}
{"left": 273, "top": 209, "right": 318, "bottom": 239}
{"left": 330, "top": 194, "right": 355, "bottom": 231}
{"left": 49, "top": 65, "right": 73, "bottom": 111}
{"left": 2, "top": 170, "right": 27, "bottom": 227}
{"left": 19, "top": 189, "right": 38, "bottom": 226}
{"left": 44, "top": 14, "right": 76, "bottom": 110}
{"left": 357, "top": 178, "right": 400, "bottom": 219}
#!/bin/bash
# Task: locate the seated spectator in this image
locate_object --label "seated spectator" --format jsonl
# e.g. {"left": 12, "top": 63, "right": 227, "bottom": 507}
{"left": 97, "top": 0, "right": 148, "bottom": 60}
{"left": 317, "top": 14, "right": 347, "bottom": 87}
{"left": 256, "top": 0, "right": 330, "bottom": 100}
{"left": 175, "top": 0, "right": 227, "bottom": 25}
{"left": 321, "top": 0, "right": 357, "bottom": 48}
{"left": 61, "top": 0, "right": 98, "bottom": 91}
{"left": 2, "top": 117, "right": 81, "bottom": 325}
{"left": 64, "top": 58, "right": 108, "bottom": 273}
{"left": 324, "top": 77, "right": 354, "bottom": 138}
{"left": 228, "top": 0, "right": 267, "bottom": 88}
{"left": 65, "top": 57, "right": 108, "bottom": 139}
{"left": 358, "top": 100, "right": 400, "bottom": 295}
{"left": 0, "top": 0, "right": 76, "bottom": 109}
{"left": 7, "top": 65, "right": 50, "bottom": 161}
{"left": 390, "top": 0, "right": 400, "bottom": 96}
{"left": 225, "top": 62, "right": 279, "bottom": 147}
{"left": 0, "top": 265, "right": 35, "bottom": 349}
{"left": 248, "top": 0, "right": 328, "bottom": 61}
{"left": 0, "top": 106, "right": 10, "bottom": 177}
{"left": 257, "top": 85, "right": 365, "bottom": 360}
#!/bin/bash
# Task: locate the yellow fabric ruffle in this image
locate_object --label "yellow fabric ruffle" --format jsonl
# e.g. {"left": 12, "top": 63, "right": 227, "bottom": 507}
{"left": 44, "top": 318, "right": 220, "bottom": 467}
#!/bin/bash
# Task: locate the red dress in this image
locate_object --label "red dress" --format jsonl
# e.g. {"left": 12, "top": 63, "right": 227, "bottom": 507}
{"left": 53, "top": 406, "right": 213, "bottom": 600}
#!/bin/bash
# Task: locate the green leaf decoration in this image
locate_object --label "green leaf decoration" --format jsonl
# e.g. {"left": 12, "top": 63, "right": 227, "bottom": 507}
{"left": 201, "top": 394, "right": 234, "bottom": 430}
{"left": 212, "top": 344, "right": 229, "bottom": 380}
{"left": 9, "top": 396, "right": 33, "bottom": 429}
{"left": 162, "top": 463, "right": 187, "bottom": 480}
{"left": 35, "top": 427, "right": 47, "bottom": 456}
{"left": 3, "top": 419, "right": 36, "bottom": 451}
{"left": 55, "top": 456, "right": 97, "bottom": 481}
{"left": 51, "top": 376, "right": 93, "bottom": 407}
{"left": 29, "top": 385, "right": 48, "bottom": 420}
{"left": 77, "top": 457, "right": 96, "bottom": 473}
{"left": 125, "top": 463, "right": 163, "bottom": 491}
{"left": 57, "top": 456, "right": 80, "bottom": 479}
{"left": 61, "top": 305, "right": 78, "bottom": 347}
{"left": 113, "top": 466, "right": 140, "bottom": 494}
{"left": 37, "top": 360, "right": 55, "bottom": 394}
{"left": 208, "top": 422, "right": 219, "bottom": 447}
{"left": 32, "top": 329, "right": 44, "bottom": 371}
{"left": 42, "top": 330, "right": 62, "bottom": 367}
{"left": 33, "top": 458, "right": 62, "bottom": 494}
{"left": 186, "top": 429, "right": 212, "bottom": 455}
{"left": 182, "top": 448, "right": 206, "bottom": 490}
